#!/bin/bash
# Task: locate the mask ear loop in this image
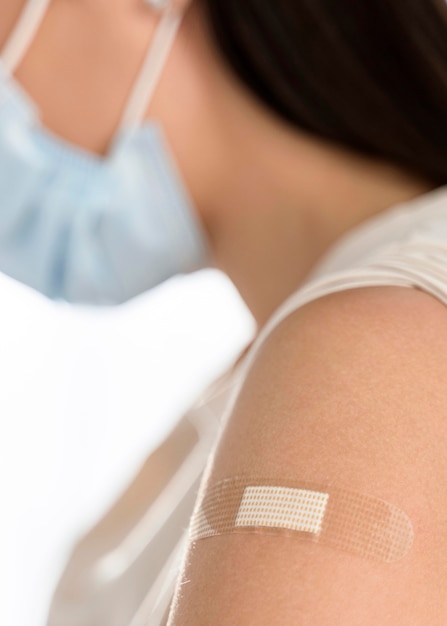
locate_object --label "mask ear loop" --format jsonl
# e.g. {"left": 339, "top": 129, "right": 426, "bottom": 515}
{"left": 116, "top": 1, "right": 187, "bottom": 136}
{"left": 146, "top": 0, "right": 170, "bottom": 10}
{"left": 146, "top": 0, "right": 191, "bottom": 11}
{"left": 1, "top": 0, "right": 51, "bottom": 75}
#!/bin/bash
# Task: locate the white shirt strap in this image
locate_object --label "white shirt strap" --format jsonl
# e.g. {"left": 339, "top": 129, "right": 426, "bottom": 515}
{"left": 118, "top": 4, "right": 184, "bottom": 132}
{"left": 1, "top": 0, "right": 52, "bottom": 74}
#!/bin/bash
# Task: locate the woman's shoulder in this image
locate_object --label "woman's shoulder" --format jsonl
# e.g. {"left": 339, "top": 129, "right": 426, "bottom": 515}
{"left": 170, "top": 190, "right": 447, "bottom": 624}
{"left": 236, "top": 282, "right": 447, "bottom": 426}
{"left": 233, "top": 185, "right": 447, "bottom": 389}
{"left": 170, "top": 283, "right": 447, "bottom": 625}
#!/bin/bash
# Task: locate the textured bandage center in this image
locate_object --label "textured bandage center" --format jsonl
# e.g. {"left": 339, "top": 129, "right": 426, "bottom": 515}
{"left": 235, "top": 486, "right": 329, "bottom": 535}
{"left": 189, "top": 477, "right": 414, "bottom": 563}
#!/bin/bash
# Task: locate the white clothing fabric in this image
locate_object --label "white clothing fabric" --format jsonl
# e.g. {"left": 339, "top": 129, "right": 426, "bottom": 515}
{"left": 47, "top": 184, "right": 447, "bottom": 625}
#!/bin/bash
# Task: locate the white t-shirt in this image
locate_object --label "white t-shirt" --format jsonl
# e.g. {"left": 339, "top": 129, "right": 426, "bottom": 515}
{"left": 47, "top": 183, "right": 447, "bottom": 626}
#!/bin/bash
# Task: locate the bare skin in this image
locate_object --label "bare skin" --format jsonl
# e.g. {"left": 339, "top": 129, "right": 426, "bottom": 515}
{"left": 169, "top": 286, "right": 447, "bottom": 625}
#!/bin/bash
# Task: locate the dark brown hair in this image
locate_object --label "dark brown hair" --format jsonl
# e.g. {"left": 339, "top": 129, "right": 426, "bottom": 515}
{"left": 202, "top": 0, "right": 447, "bottom": 184}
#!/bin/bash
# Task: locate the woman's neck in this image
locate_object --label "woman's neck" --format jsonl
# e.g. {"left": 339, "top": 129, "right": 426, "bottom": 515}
{"left": 189, "top": 11, "right": 435, "bottom": 328}
{"left": 209, "top": 126, "right": 434, "bottom": 328}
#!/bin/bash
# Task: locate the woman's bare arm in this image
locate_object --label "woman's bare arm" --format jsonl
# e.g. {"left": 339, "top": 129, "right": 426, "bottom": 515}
{"left": 169, "top": 285, "right": 447, "bottom": 625}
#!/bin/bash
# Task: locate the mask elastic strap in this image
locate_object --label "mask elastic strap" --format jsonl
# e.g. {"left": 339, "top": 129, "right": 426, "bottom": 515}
{"left": 1, "top": 0, "right": 51, "bottom": 75}
{"left": 117, "top": 2, "right": 185, "bottom": 133}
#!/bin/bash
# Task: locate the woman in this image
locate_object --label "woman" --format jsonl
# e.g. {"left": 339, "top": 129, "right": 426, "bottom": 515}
{"left": 6, "top": 0, "right": 447, "bottom": 624}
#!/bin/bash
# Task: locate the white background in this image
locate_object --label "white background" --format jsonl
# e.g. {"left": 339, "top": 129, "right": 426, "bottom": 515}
{"left": 0, "top": 269, "right": 255, "bottom": 626}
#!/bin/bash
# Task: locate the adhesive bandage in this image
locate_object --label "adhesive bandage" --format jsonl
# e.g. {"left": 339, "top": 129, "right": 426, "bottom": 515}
{"left": 189, "top": 477, "right": 414, "bottom": 563}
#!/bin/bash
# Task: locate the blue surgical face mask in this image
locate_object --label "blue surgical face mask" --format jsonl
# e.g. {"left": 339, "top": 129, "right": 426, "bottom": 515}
{"left": 0, "top": 0, "right": 211, "bottom": 304}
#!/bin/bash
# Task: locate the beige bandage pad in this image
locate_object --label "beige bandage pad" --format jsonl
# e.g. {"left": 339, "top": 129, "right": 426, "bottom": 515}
{"left": 189, "top": 477, "right": 414, "bottom": 563}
